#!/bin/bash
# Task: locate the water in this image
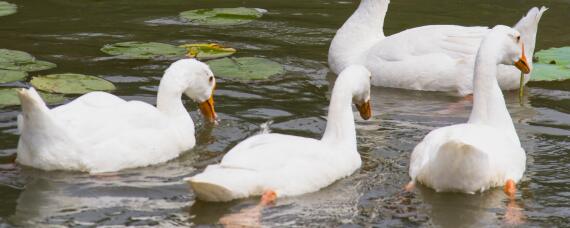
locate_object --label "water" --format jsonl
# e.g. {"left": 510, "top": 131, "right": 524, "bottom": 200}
{"left": 0, "top": 0, "right": 569, "bottom": 226}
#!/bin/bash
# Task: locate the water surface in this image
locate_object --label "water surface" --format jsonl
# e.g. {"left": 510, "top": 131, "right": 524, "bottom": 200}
{"left": 0, "top": 0, "right": 569, "bottom": 226}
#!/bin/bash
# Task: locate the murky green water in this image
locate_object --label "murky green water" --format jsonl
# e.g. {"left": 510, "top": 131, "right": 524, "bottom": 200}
{"left": 0, "top": 0, "right": 569, "bottom": 226}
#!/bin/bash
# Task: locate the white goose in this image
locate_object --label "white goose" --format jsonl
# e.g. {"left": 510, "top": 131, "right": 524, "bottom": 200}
{"left": 407, "top": 25, "right": 531, "bottom": 196}
{"left": 187, "top": 65, "right": 372, "bottom": 202}
{"left": 329, "top": 0, "right": 546, "bottom": 96}
{"left": 16, "top": 59, "right": 217, "bottom": 173}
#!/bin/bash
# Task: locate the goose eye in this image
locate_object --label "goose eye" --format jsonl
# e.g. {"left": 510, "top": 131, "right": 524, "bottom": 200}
{"left": 209, "top": 76, "right": 214, "bottom": 83}
{"left": 516, "top": 36, "right": 520, "bottom": 42}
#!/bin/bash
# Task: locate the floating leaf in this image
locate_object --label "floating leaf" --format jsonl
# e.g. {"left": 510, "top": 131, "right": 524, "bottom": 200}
{"left": 31, "top": 73, "right": 116, "bottom": 94}
{"left": 0, "top": 88, "right": 65, "bottom": 107}
{"left": 531, "top": 47, "right": 570, "bottom": 81}
{"left": 100, "top": 41, "right": 186, "bottom": 59}
{"left": 179, "top": 43, "right": 236, "bottom": 60}
{"left": 180, "top": 7, "right": 266, "bottom": 26}
{"left": 0, "top": 49, "right": 57, "bottom": 72}
{"left": 207, "top": 57, "right": 284, "bottom": 80}
{"left": 0, "top": 69, "right": 27, "bottom": 83}
{"left": 0, "top": 1, "right": 16, "bottom": 17}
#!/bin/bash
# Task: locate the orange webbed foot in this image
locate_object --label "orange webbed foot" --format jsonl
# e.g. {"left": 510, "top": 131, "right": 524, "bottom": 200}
{"left": 261, "top": 190, "right": 277, "bottom": 206}
{"left": 404, "top": 181, "right": 415, "bottom": 192}
{"left": 504, "top": 179, "right": 516, "bottom": 199}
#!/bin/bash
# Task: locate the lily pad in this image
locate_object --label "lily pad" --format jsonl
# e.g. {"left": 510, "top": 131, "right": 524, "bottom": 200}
{"left": 31, "top": 73, "right": 116, "bottom": 94}
{"left": 207, "top": 57, "right": 284, "bottom": 80}
{"left": 0, "top": 69, "right": 27, "bottom": 83}
{"left": 0, "top": 49, "right": 57, "bottom": 72}
{"left": 180, "top": 43, "right": 236, "bottom": 60}
{"left": 531, "top": 47, "right": 570, "bottom": 81}
{"left": 100, "top": 41, "right": 186, "bottom": 59}
{"left": 0, "top": 88, "right": 65, "bottom": 107}
{"left": 180, "top": 7, "right": 266, "bottom": 26}
{"left": 0, "top": 1, "right": 16, "bottom": 17}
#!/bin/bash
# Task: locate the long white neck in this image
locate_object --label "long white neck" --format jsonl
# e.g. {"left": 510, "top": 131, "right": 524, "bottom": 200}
{"left": 156, "top": 74, "right": 190, "bottom": 118}
{"left": 328, "top": 0, "right": 388, "bottom": 74}
{"left": 321, "top": 77, "right": 357, "bottom": 150}
{"left": 468, "top": 41, "right": 520, "bottom": 144}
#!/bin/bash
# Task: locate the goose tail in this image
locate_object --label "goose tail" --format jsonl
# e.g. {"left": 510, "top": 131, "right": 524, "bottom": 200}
{"left": 17, "top": 87, "right": 51, "bottom": 131}
{"left": 513, "top": 6, "right": 547, "bottom": 59}
{"left": 426, "top": 140, "right": 492, "bottom": 193}
{"left": 185, "top": 165, "right": 263, "bottom": 202}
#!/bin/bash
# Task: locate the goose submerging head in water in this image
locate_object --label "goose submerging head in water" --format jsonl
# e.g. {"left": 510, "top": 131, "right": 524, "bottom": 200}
{"left": 187, "top": 65, "right": 372, "bottom": 203}
{"left": 328, "top": 0, "right": 546, "bottom": 96}
{"left": 16, "top": 59, "right": 217, "bottom": 174}
{"left": 406, "top": 25, "right": 531, "bottom": 197}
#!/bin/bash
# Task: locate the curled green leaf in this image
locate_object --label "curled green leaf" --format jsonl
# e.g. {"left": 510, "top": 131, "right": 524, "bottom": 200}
{"left": 180, "top": 43, "right": 236, "bottom": 60}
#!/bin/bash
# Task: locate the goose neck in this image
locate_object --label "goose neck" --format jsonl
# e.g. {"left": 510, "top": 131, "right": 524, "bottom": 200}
{"left": 321, "top": 79, "right": 357, "bottom": 149}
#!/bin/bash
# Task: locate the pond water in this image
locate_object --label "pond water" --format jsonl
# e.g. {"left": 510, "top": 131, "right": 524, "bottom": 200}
{"left": 0, "top": 0, "right": 569, "bottom": 226}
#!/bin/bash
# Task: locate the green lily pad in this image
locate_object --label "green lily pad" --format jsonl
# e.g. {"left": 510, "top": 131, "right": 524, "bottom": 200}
{"left": 0, "top": 49, "right": 57, "bottom": 72}
{"left": 179, "top": 43, "right": 236, "bottom": 60}
{"left": 0, "top": 1, "right": 16, "bottom": 17}
{"left": 0, "top": 69, "right": 27, "bottom": 83}
{"left": 207, "top": 57, "right": 284, "bottom": 80}
{"left": 31, "top": 73, "right": 116, "bottom": 94}
{"left": 0, "top": 88, "right": 65, "bottom": 107}
{"left": 180, "top": 7, "right": 266, "bottom": 26}
{"left": 101, "top": 41, "right": 187, "bottom": 59}
{"left": 531, "top": 47, "right": 570, "bottom": 81}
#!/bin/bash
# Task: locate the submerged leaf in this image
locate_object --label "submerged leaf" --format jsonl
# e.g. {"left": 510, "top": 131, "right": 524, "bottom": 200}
{"left": 31, "top": 73, "right": 116, "bottom": 94}
{"left": 0, "top": 49, "right": 57, "bottom": 72}
{"left": 180, "top": 7, "right": 266, "bottom": 26}
{"left": 0, "top": 69, "right": 27, "bottom": 83}
{"left": 180, "top": 43, "right": 236, "bottom": 60}
{"left": 0, "top": 1, "right": 16, "bottom": 17}
{"left": 531, "top": 47, "right": 570, "bottom": 81}
{"left": 101, "top": 41, "right": 186, "bottom": 59}
{"left": 0, "top": 88, "right": 65, "bottom": 107}
{"left": 207, "top": 57, "right": 284, "bottom": 80}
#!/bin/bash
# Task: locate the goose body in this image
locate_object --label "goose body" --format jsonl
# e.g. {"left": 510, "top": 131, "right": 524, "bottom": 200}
{"left": 329, "top": 0, "right": 546, "bottom": 95}
{"left": 408, "top": 25, "right": 529, "bottom": 194}
{"left": 188, "top": 65, "right": 372, "bottom": 202}
{"left": 16, "top": 59, "right": 217, "bottom": 173}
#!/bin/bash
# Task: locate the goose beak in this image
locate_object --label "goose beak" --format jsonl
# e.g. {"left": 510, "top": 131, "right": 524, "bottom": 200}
{"left": 355, "top": 100, "right": 371, "bottom": 120}
{"left": 514, "top": 43, "right": 531, "bottom": 74}
{"left": 199, "top": 91, "right": 217, "bottom": 123}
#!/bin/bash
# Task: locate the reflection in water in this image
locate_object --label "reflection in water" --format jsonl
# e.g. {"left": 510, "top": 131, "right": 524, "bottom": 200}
{"left": 416, "top": 184, "right": 525, "bottom": 227}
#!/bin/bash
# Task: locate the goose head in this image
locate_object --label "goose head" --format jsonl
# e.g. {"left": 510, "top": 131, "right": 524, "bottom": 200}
{"left": 493, "top": 25, "right": 531, "bottom": 74}
{"left": 163, "top": 59, "right": 217, "bottom": 122}
{"left": 343, "top": 65, "right": 372, "bottom": 120}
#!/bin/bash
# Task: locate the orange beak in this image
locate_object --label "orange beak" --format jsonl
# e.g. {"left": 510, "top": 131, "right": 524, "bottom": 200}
{"left": 198, "top": 89, "right": 217, "bottom": 123}
{"left": 355, "top": 100, "right": 371, "bottom": 120}
{"left": 514, "top": 43, "right": 531, "bottom": 74}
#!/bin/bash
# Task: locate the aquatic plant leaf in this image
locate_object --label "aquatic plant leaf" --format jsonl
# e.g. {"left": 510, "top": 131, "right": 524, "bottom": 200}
{"left": 31, "top": 73, "right": 116, "bottom": 94}
{"left": 100, "top": 41, "right": 187, "bottom": 59}
{"left": 0, "top": 69, "right": 27, "bottom": 83}
{"left": 0, "top": 1, "right": 16, "bottom": 17}
{"left": 180, "top": 7, "right": 266, "bottom": 26}
{"left": 207, "top": 57, "right": 284, "bottom": 80}
{"left": 180, "top": 43, "right": 236, "bottom": 60}
{"left": 0, "top": 49, "right": 57, "bottom": 72}
{"left": 0, "top": 88, "right": 65, "bottom": 107}
{"left": 531, "top": 47, "right": 570, "bottom": 81}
